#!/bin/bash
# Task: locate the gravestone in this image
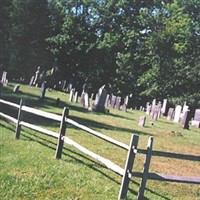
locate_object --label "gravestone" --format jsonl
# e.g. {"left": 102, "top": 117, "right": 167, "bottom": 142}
{"left": 181, "top": 102, "right": 189, "bottom": 119}
{"left": 84, "top": 93, "right": 90, "bottom": 108}
{"left": 167, "top": 108, "right": 174, "bottom": 120}
{"left": 182, "top": 105, "right": 189, "bottom": 113}
{"left": 106, "top": 94, "right": 111, "bottom": 106}
{"left": 138, "top": 116, "right": 146, "bottom": 127}
{"left": 150, "top": 99, "right": 156, "bottom": 116}
{"left": 67, "top": 83, "right": 73, "bottom": 92}
{"left": 181, "top": 111, "right": 190, "bottom": 129}
{"left": 69, "top": 89, "right": 75, "bottom": 102}
{"left": 93, "top": 85, "right": 108, "bottom": 113}
{"left": 191, "top": 109, "right": 200, "bottom": 128}
{"left": 124, "top": 95, "right": 129, "bottom": 112}
{"left": 33, "top": 66, "right": 41, "bottom": 86}
{"left": 173, "top": 105, "right": 182, "bottom": 123}
{"left": 1, "top": 71, "right": 8, "bottom": 85}
{"left": 61, "top": 80, "right": 67, "bottom": 91}
{"left": 74, "top": 91, "right": 78, "bottom": 103}
{"left": 152, "top": 99, "right": 156, "bottom": 106}
{"left": 152, "top": 105, "right": 160, "bottom": 121}
{"left": 193, "top": 109, "right": 200, "bottom": 121}
{"left": 158, "top": 101, "right": 162, "bottom": 117}
{"left": 93, "top": 93, "right": 99, "bottom": 106}
{"left": 146, "top": 102, "right": 151, "bottom": 115}
{"left": 111, "top": 95, "right": 116, "bottom": 108}
{"left": 80, "top": 81, "right": 89, "bottom": 107}
{"left": 161, "top": 99, "right": 167, "bottom": 116}
{"left": 115, "top": 96, "right": 121, "bottom": 109}
{"left": 80, "top": 92, "right": 85, "bottom": 106}
{"left": 13, "top": 84, "right": 20, "bottom": 93}
{"left": 40, "top": 81, "right": 47, "bottom": 100}
{"left": 29, "top": 76, "right": 35, "bottom": 86}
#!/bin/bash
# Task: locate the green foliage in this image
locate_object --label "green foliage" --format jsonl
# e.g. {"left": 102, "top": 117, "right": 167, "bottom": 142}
{"left": 136, "top": 0, "right": 199, "bottom": 107}
{"left": 1, "top": 0, "right": 200, "bottom": 108}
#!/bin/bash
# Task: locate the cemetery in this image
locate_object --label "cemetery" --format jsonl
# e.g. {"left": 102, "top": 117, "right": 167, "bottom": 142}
{"left": 0, "top": 83, "right": 199, "bottom": 200}
{"left": 1, "top": 1, "right": 200, "bottom": 199}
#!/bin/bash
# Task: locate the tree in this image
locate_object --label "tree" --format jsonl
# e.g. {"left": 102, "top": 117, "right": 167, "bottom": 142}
{"left": 5, "top": 0, "right": 52, "bottom": 80}
{"left": 0, "top": 0, "right": 12, "bottom": 74}
{"left": 136, "top": 1, "right": 197, "bottom": 103}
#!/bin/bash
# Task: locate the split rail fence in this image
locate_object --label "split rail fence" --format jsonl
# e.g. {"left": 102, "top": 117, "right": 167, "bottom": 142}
{"left": 0, "top": 98, "right": 200, "bottom": 200}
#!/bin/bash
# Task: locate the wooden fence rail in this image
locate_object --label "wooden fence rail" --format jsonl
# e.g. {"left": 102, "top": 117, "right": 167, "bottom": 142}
{"left": 0, "top": 98, "right": 200, "bottom": 200}
{"left": 0, "top": 98, "right": 129, "bottom": 193}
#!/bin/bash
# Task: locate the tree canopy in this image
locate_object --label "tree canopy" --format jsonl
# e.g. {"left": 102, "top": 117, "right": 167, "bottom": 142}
{"left": 1, "top": 0, "right": 200, "bottom": 108}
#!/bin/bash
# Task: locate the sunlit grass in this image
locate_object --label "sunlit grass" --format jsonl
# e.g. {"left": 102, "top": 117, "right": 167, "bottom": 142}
{"left": 0, "top": 83, "right": 200, "bottom": 199}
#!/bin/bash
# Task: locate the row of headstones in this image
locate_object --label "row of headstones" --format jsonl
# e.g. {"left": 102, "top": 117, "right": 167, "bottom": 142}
{"left": 147, "top": 99, "right": 191, "bottom": 129}
{"left": 68, "top": 85, "right": 107, "bottom": 112}
{"left": 139, "top": 99, "right": 194, "bottom": 129}
{"left": 167, "top": 105, "right": 189, "bottom": 129}
{"left": 144, "top": 99, "right": 168, "bottom": 121}
{"left": 167, "top": 102, "right": 189, "bottom": 122}
{"left": 69, "top": 87, "right": 129, "bottom": 113}
{"left": 106, "top": 95, "right": 129, "bottom": 111}
{"left": 138, "top": 99, "right": 165, "bottom": 127}
{"left": 168, "top": 106, "right": 200, "bottom": 128}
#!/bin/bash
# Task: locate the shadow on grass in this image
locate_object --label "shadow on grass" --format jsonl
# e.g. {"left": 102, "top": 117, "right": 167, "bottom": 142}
{"left": 69, "top": 115, "right": 149, "bottom": 136}
{"left": 20, "top": 129, "right": 170, "bottom": 199}
{"left": 0, "top": 121, "right": 16, "bottom": 133}
{"left": 20, "top": 130, "right": 138, "bottom": 197}
{"left": 0, "top": 120, "right": 170, "bottom": 200}
{"left": 1, "top": 85, "right": 67, "bottom": 110}
{"left": 108, "top": 113, "right": 136, "bottom": 121}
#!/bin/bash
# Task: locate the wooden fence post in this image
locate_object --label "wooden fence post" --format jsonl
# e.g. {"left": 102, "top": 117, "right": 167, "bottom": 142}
{"left": 55, "top": 107, "right": 69, "bottom": 159}
{"left": 137, "top": 136, "right": 154, "bottom": 200}
{"left": 118, "top": 134, "right": 139, "bottom": 200}
{"left": 15, "top": 99, "right": 23, "bottom": 139}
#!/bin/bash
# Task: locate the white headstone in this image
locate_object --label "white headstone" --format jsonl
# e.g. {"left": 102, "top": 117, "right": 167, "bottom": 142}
{"left": 69, "top": 89, "right": 74, "bottom": 102}
{"left": 84, "top": 93, "right": 89, "bottom": 108}
{"left": 161, "top": 99, "right": 167, "bottom": 115}
{"left": 152, "top": 99, "right": 156, "bottom": 106}
{"left": 74, "top": 91, "right": 78, "bottom": 103}
{"left": 1, "top": 71, "right": 7, "bottom": 84}
{"left": 173, "top": 105, "right": 182, "bottom": 123}
{"left": 138, "top": 116, "right": 146, "bottom": 127}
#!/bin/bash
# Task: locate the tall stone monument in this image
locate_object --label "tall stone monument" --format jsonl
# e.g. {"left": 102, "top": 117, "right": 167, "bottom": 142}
{"left": 93, "top": 85, "right": 108, "bottom": 113}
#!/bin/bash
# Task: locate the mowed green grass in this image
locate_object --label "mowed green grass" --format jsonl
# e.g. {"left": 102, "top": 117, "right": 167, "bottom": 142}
{"left": 0, "top": 83, "right": 200, "bottom": 200}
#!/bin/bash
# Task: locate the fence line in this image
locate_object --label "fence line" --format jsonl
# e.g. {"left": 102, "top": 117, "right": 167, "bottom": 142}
{"left": 63, "top": 136, "right": 125, "bottom": 175}
{"left": 0, "top": 99, "right": 129, "bottom": 150}
{"left": 137, "top": 149, "right": 200, "bottom": 162}
{"left": 0, "top": 98, "right": 128, "bottom": 178}
{"left": 66, "top": 118, "right": 129, "bottom": 150}
{"left": 1, "top": 98, "right": 200, "bottom": 200}
{"left": 0, "top": 99, "right": 20, "bottom": 109}
{"left": 132, "top": 172, "right": 200, "bottom": 184}
{"left": 0, "top": 112, "right": 18, "bottom": 124}
{"left": 20, "top": 121, "right": 59, "bottom": 138}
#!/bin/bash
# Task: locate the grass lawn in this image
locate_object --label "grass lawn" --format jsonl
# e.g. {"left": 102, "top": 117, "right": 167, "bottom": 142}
{"left": 0, "top": 83, "right": 200, "bottom": 200}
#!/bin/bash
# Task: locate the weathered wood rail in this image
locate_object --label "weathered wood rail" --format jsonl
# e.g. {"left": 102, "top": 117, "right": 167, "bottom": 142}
{"left": 0, "top": 98, "right": 200, "bottom": 200}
